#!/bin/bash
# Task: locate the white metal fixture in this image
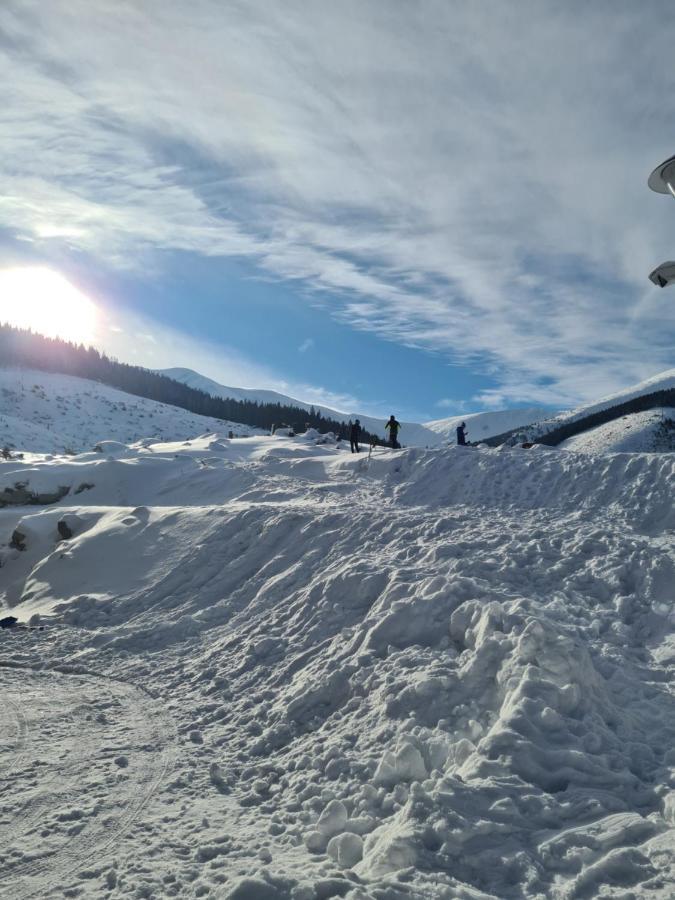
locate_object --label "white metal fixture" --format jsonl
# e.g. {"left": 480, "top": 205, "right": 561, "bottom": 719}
{"left": 648, "top": 261, "right": 675, "bottom": 288}
{"left": 648, "top": 154, "right": 675, "bottom": 197}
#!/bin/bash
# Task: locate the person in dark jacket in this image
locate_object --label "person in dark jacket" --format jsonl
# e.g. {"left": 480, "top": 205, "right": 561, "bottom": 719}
{"left": 350, "top": 419, "right": 361, "bottom": 453}
{"left": 385, "top": 415, "right": 401, "bottom": 449}
{"left": 456, "top": 421, "right": 468, "bottom": 446}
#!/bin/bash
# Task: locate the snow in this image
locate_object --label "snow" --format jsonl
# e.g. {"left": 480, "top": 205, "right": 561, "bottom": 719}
{"left": 0, "top": 368, "right": 260, "bottom": 454}
{"left": 559, "top": 369, "right": 675, "bottom": 423}
{"left": 561, "top": 408, "right": 675, "bottom": 454}
{"left": 523, "top": 369, "right": 675, "bottom": 448}
{"left": 1, "top": 376, "right": 674, "bottom": 898}
{"left": 162, "top": 366, "right": 447, "bottom": 448}
{"left": 424, "top": 407, "right": 552, "bottom": 444}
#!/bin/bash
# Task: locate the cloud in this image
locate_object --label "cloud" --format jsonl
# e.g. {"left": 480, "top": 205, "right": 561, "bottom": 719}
{"left": 298, "top": 337, "right": 314, "bottom": 353}
{"left": 1, "top": 1, "right": 674, "bottom": 405}
{"left": 436, "top": 398, "right": 466, "bottom": 412}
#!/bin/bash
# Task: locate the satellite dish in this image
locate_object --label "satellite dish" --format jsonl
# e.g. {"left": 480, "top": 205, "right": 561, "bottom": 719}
{"left": 648, "top": 154, "right": 675, "bottom": 196}
{"left": 648, "top": 261, "right": 675, "bottom": 287}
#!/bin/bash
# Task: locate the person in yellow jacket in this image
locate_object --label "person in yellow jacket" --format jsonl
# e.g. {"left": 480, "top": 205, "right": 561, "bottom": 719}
{"left": 385, "top": 415, "right": 401, "bottom": 449}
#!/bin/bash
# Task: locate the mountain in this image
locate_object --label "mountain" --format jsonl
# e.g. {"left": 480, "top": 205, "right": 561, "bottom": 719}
{"left": 0, "top": 369, "right": 259, "bottom": 454}
{"left": 425, "top": 406, "right": 552, "bottom": 444}
{"left": 161, "top": 366, "right": 445, "bottom": 446}
{"left": 547, "top": 368, "right": 675, "bottom": 427}
{"left": 560, "top": 408, "right": 675, "bottom": 453}
{"left": 498, "top": 368, "right": 675, "bottom": 451}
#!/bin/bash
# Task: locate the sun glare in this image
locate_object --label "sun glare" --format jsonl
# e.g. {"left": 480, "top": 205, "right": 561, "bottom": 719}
{"left": 0, "top": 267, "right": 99, "bottom": 344}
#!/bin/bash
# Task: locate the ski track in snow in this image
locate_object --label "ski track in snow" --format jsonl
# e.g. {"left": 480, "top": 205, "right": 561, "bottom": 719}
{"left": 0, "top": 666, "right": 177, "bottom": 899}
{"left": 0, "top": 427, "right": 674, "bottom": 898}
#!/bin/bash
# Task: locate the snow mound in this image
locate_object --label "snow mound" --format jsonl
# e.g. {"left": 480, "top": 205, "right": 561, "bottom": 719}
{"left": 1, "top": 435, "right": 673, "bottom": 898}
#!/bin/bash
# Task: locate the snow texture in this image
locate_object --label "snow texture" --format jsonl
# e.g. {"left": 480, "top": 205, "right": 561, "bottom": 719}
{"left": 162, "top": 367, "right": 451, "bottom": 448}
{"left": 561, "top": 409, "right": 675, "bottom": 454}
{"left": 425, "top": 407, "right": 552, "bottom": 445}
{"left": 0, "top": 372, "right": 674, "bottom": 899}
{"left": 0, "top": 368, "right": 260, "bottom": 455}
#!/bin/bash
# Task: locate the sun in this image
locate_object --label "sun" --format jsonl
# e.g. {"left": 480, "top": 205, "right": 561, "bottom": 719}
{"left": 0, "top": 267, "right": 99, "bottom": 345}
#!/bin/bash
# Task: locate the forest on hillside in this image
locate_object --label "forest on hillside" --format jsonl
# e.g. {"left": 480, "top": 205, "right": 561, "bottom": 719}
{"left": 0, "top": 324, "right": 382, "bottom": 443}
{"left": 484, "top": 387, "right": 675, "bottom": 447}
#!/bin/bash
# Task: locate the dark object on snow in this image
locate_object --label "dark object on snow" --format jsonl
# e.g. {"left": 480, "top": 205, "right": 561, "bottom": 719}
{"left": 456, "top": 422, "right": 468, "bottom": 446}
{"left": 521, "top": 442, "right": 535, "bottom": 449}
{"left": 0, "top": 616, "right": 18, "bottom": 629}
{"left": 385, "top": 415, "right": 401, "bottom": 449}
{"left": 57, "top": 519, "right": 73, "bottom": 540}
{"left": 1, "top": 447, "right": 11, "bottom": 460}
{"left": 0, "top": 483, "right": 70, "bottom": 508}
{"left": 10, "top": 529, "right": 27, "bottom": 551}
{"left": 350, "top": 420, "right": 361, "bottom": 453}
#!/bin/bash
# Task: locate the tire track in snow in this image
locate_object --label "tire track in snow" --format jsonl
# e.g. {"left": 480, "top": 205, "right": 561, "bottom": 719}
{"left": 0, "top": 698, "right": 28, "bottom": 778}
{"left": 0, "top": 666, "right": 177, "bottom": 899}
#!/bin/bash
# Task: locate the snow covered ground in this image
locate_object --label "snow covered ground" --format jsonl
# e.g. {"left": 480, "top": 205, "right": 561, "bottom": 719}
{"left": 561, "top": 409, "right": 675, "bottom": 454}
{"left": 1, "top": 430, "right": 674, "bottom": 899}
{"left": 526, "top": 370, "right": 675, "bottom": 444}
{"left": 557, "top": 369, "right": 675, "bottom": 424}
{"left": 0, "top": 369, "right": 260, "bottom": 455}
{"left": 162, "top": 366, "right": 447, "bottom": 448}
{"left": 425, "top": 408, "right": 552, "bottom": 446}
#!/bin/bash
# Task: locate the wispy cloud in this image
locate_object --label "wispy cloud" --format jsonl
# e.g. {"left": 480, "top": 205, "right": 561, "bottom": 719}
{"left": 298, "top": 338, "right": 314, "bottom": 354}
{"left": 1, "top": 0, "right": 674, "bottom": 405}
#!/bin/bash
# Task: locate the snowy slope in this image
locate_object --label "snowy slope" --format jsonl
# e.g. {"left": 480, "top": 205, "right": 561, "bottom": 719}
{"left": 0, "top": 368, "right": 260, "bottom": 454}
{"left": 557, "top": 368, "right": 675, "bottom": 423}
{"left": 521, "top": 368, "right": 675, "bottom": 444}
{"left": 424, "top": 406, "right": 551, "bottom": 444}
{"left": 561, "top": 408, "right": 675, "bottom": 453}
{"left": 1, "top": 433, "right": 674, "bottom": 899}
{"left": 162, "top": 366, "right": 445, "bottom": 447}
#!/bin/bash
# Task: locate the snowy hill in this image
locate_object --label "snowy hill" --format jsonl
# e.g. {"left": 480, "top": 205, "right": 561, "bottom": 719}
{"left": 0, "top": 368, "right": 259, "bottom": 454}
{"left": 425, "top": 406, "right": 551, "bottom": 444}
{"left": 1, "top": 432, "right": 674, "bottom": 898}
{"left": 162, "top": 366, "right": 444, "bottom": 447}
{"left": 494, "top": 368, "right": 675, "bottom": 451}
{"left": 550, "top": 368, "right": 675, "bottom": 427}
{"left": 561, "top": 408, "right": 675, "bottom": 453}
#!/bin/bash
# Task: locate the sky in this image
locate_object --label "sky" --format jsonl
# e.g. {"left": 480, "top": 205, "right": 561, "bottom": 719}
{"left": 1, "top": 0, "right": 675, "bottom": 421}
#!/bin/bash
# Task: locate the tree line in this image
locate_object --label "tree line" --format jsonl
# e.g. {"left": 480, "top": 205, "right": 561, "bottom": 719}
{"left": 0, "top": 324, "right": 382, "bottom": 443}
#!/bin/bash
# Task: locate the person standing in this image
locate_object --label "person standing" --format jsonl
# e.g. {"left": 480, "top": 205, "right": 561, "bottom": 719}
{"left": 385, "top": 415, "right": 401, "bottom": 449}
{"left": 350, "top": 419, "right": 362, "bottom": 453}
{"left": 456, "top": 421, "right": 468, "bottom": 446}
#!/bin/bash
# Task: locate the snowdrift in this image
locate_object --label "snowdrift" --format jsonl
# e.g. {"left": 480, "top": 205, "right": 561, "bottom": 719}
{"left": 1, "top": 435, "right": 674, "bottom": 899}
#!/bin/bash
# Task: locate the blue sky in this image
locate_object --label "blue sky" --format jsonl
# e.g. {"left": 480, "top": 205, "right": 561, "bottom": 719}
{"left": 1, "top": 1, "right": 675, "bottom": 420}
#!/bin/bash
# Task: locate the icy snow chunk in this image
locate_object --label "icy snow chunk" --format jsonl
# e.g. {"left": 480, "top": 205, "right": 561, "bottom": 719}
{"left": 317, "top": 799, "right": 348, "bottom": 837}
{"left": 223, "top": 874, "right": 291, "bottom": 899}
{"left": 357, "top": 821, "right": 417, "bottom": 878}
{"left": 373, "top": 739, "right": 427, "bottom": 786}
{"left": 304, "top": 830, "right": 328, "bottom": 853}
{"left": 93, "top": 440, "right": 129, "bottom": 458}
{"left": 394, "top": 742, "right": 427, "bottom": 782}
{"left": 326, "top": 832, "right": 364, "bottom": 868}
